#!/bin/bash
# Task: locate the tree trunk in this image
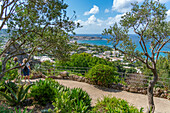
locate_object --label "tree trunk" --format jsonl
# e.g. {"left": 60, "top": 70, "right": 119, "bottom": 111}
{"left": 0, "top": 60, "right": 7, "bottom": 81}
{"left": 147, "top": 70, "right": 158, "bottom": 113}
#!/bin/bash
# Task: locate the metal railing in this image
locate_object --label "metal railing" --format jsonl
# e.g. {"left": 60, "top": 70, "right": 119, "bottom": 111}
{"left": 34, "top": 65, "right": 170, "bottom": 90}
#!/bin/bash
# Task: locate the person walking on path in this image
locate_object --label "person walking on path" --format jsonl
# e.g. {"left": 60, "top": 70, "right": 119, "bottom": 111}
{"left": 20, "top": 58, "right": 31, "bottom": 83}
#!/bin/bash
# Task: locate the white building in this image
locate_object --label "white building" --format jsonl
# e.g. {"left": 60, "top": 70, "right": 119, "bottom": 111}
{"left": 34, "top": 56, "right": 55, "bottom": 63}
{"left": 112, "top": 51, "right": 120, "bottom": 57}
{"left": 103, "top": 51, "right": 111, "bottom": 56}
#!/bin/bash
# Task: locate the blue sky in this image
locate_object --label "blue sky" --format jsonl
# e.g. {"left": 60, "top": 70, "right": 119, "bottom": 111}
{"left": 65, "top": 0, "right": 170, "bottom": 34}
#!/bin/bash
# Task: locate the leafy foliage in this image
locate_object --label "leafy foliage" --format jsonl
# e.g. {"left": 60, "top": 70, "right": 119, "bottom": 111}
{"left": 52, "top": 88, "right": 91, "bottom": 113}
{"left": 141, "top": 55, "right": 170, "bottom": 88}
{"left": 125, "top": 67, "right": 137, "bottom": 73}
{"left": 92, "top": 96, "right": 143, "bottom": 113}
{"left": 15, "top": 107, "right": 32, "bottom": 113}
{"left": 57, "top": 53, "right": 115, "bottom": 74}
{"left": 30, "top": 79, "right": 91, "bottom": 112}
{"left": 29, "top": 79, "right": 62, "bottom": 106}
{"left": 0, "top": 81, "right": 18, "bottom": 93}
{"left": 0, "top": 104, "right": 13, "bottom": 113}
{"left": 4, "top": 58, "right": 19, "bottom": 80}
{"left": 0, "top": 0, "right": 79, "bottom": 80}
{"left": 59, "top": 53, "right": 113, "bottom": 68}
{"left": 6, "top": 0, "right": 78, "bottom": 61}
{"left": 0, "top": 83, "right": 33, "bottom": 107}
{"left": 142, "top": 55, "right": 170, "bottom": 77}
{"left": 87, "top": 64, "right": 119, "bottom": 86}
{"left": 102, "top": 0, "right": 170, "bottom": 112}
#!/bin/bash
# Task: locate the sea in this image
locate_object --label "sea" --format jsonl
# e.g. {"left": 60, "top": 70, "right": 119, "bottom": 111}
{"left": 73, "top": 34, "right": 170, "bottom": 57}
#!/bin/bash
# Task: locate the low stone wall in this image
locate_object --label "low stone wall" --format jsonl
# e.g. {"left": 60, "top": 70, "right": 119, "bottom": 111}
{"left": 31, "top": 73, "right": 170, "bottom": 100}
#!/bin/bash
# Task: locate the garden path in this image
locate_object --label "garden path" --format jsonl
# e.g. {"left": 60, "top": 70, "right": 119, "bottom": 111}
{"left": 28, "top": 79, "right": 170, "bottom": 113}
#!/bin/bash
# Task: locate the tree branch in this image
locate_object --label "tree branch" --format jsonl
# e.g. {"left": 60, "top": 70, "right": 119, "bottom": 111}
{"left": 0, "top": 30, "right": 35, "bottom": 58}
{"left": 155, "top": 39, "right": 170, "bottom": 62}
{"left": 0, "top": 46, "right": 37, "bottom": 77}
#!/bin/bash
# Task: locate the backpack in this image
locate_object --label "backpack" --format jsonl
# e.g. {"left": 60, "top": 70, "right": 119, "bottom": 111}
{"left": 23, "top": 65, "right": 28, "bottom": 72}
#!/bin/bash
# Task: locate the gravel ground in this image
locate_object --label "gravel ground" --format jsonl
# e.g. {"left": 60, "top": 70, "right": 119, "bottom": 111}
{"left": 28, "top": 79, "right": 170, "bottom": 113}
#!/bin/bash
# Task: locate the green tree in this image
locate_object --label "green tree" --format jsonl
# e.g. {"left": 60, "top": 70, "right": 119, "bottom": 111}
{"left": 0, "top": 0, "right": 20, "bottom": 30}
{"left": 141, "top": 55, "right": 170, "bottom": 80}
{"left": 0, "top": 0, "right": 79, "bottom": 80}
{"left": 103, "top": 0, "right": 170, "bottom": 112}
{"left": 60, "top": 53, "right": 113, "bottom": 68}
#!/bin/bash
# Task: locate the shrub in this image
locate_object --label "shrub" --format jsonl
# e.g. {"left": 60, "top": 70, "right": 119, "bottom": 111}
{"left": 57, "top": 53, "right": 114, "bottom": 74}
{"left": 91, "top": 96, "right": 143, "bottom": 113}
{"left": 125, "top": 67, "right": 137, "bottom": 73}
{"left": 52, "top": 88, "right": 91, "bottom": 113}
{"left": 0, "top": 83, "right": 33, "bottom": 107}
{"left": 5, "top": 81, "right": 19, "bottom": 93}
{"left": 0, "top": 81, "right": 18, "bottom": 93}
{"left": 5, "top": 58, "right": 19, "bottom": 80}
{"left": 29, "top": 79, "right": 62, "bottom": 106}
{"left": 86, "top": 64, "right": 119, "bottom": 86}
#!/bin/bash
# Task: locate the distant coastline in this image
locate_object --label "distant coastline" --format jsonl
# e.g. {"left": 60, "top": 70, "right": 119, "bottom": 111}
{"left": 72, "top": 36, "right": 106, "bottom": 40}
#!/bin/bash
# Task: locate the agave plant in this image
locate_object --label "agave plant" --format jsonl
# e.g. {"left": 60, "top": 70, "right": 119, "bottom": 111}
{"left": 0, "top": 81, "right": 18, "bottom": 92}
{"left": 0, "top": 83, "right": 34, "bottom": 107}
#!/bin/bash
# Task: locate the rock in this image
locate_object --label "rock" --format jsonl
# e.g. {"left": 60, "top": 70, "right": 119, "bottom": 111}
{"left": 123, "top": 86, "right": 127, "bottom": 91}
{"left": 129, "top": 87, "right": 138, "bottom": 93}
{"left": 84, "top": 78, "right": 91, "bottom": 84}
{"left": 60, "top": 71, "right": 69, "bottom": 77}
{"left": 156, "top": 87, "right": 161, "bottom": 92}
{"left": 81, "top": 77, "right": 85, "bottom": 82}
{"left": 69, "top": 74, "right": 74, "bottom": 80}
{"left": 64, "top": 76, "right": 69, "bottom": 79}
{"left": 142, "top": 90, "right": 147, "bottom": 95}
{"left": 164, "top": 91, "right": 168, "bottom": 98}
{"left": 168, "top": 94, "right": 170, "bottom": 100}
{"left": 112, "top": 84, "right": 117, "bottom": 89}
{"left": 41, "top": 74, "right": 46, "bottom": 79}
{"left": 73, "top": 75, "right": 79, "bottom": 81}
{"left": 77, "top": 76, "right": 83, "bottom": 82}
{"left": 77, "top": 76, "right": 86, "bottom": 82}
{"left": 155, "top": 91, "right": 160, "bottom": 97}
{"left": 85, "top": 78, "right": 89, "bottom": 83}
{"left": 160, "top": 94, "right": 165, "bottom": 98}
{"left": 48, "top": 75, "right": 59, "bottom": 79}
{"left": 117, "top": 84, "right": 124, "bottom": 90}
{"left": 125, "top": 87, "right": 130, "bottom": 92}
{"left": 56, "top": 75, "right": 63, "bottom": 79}
{"left": 48, "top": 75, "right": 63, "bottom": 79}
{"left": 138, "top": 90, "right": 142, "bottom": 94}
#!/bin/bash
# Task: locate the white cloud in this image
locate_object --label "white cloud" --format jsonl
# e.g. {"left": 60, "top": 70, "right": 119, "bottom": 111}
{"left": 112, "top": 0, "right": 170, "bottom": 13}
{"left": 105, "top": 9, "right": 109, "bottom": 13}
{"left": 154, "top": 0, "right": 170, "bottom": 3}
{"left": 76, "top": 15, "right": 97, "bottom": 25}
{"left": 75, "top": 13, "right": 125, "bottom": 34}
{"left": 84, "top": 5, "right": 99, "bottom": 15}
{"left": 167, "top": 9, "right": 170, "bottom": 21}
{"left": 87, "top": 15, "right": 97, "bottom": 24}
{"left": 112, "top": 0, "right": 143, "bottom": 13}
{"left": 106, "top": 14, "right": 125, "bottom": 25}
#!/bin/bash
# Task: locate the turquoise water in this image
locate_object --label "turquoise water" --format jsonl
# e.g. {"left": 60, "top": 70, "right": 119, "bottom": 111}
{"left": 75, "top": 34, "right": 170, "bottom": 57}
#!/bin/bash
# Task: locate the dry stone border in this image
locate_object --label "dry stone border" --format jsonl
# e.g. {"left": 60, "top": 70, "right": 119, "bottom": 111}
{"left": 30, "top": 72, "right": 170, "bottom": 100}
